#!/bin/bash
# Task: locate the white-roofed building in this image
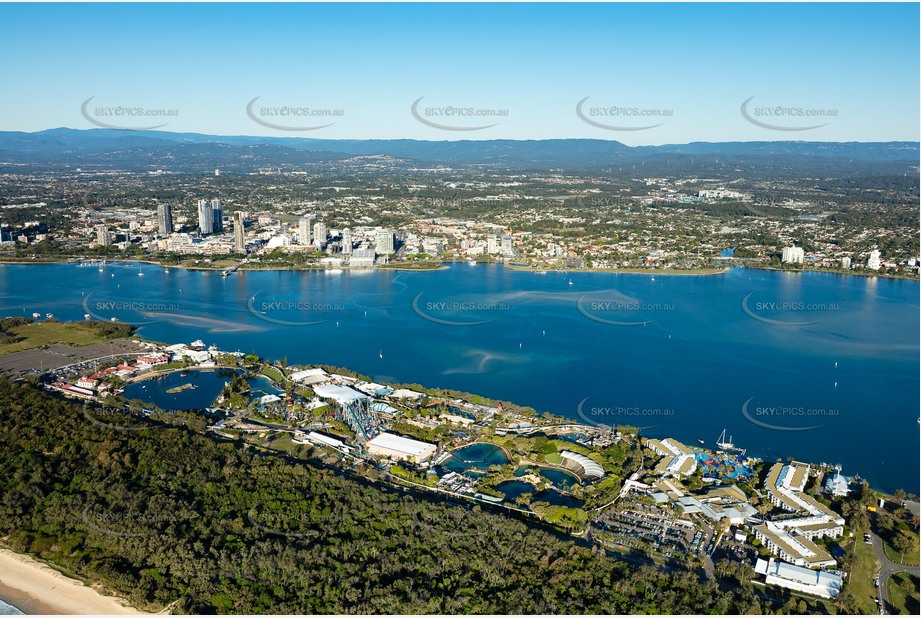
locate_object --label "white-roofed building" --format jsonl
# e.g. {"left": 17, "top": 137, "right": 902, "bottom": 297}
{"left": 647, "top": 438, "right": 697, "bottom": 478}
{"left": 755, "top": 557, "right": 842, "bottom": 599}
{"left": 754, "top": 522, "right": 837, "bottom": 568}
{"left": 390, "top": 388, "right": 424, "bottom": 401}
{"left": 356, "top": 382, "right": 392, "bottom": 396}
{"left": 366, "top": 432, "right": 436, "bottom": 464}
{"left": 313, "top": 383, "right": 367, "bottom": 404}
{"left": 560, "top": 450, "right": 605, "bottom": 479}
{"left": 293, "top": 431, "right": 351, "bottom": 454}
{"left": 289, "top": 368, "right": 330, "bottom": 385}
{"left": 824, "top": 471, "right": 850, "bottom": 497}
{"left": 677, "top": 495, "right": 759, "bottom": 525}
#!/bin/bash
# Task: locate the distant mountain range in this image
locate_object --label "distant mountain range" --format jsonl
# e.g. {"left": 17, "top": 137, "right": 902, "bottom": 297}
{"left": 0, "top": 128, "right": 917, "bottom": 171}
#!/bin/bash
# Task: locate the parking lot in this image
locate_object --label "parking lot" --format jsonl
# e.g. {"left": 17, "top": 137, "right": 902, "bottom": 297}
{"left": 595, "top": 503, "right": 707, "bottom": 559}
{"left": 0, "top": 338, "right": 146, "bottom": 377}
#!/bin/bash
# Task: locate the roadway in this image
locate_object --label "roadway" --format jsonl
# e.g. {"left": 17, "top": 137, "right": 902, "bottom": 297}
{"left": 869, "top": 524, "right": 919, "bottom": 613}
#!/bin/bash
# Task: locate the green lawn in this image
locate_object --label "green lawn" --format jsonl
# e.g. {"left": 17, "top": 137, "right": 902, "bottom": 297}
{"left": 884, "top": 538, "right": 921, "bottom": 566}
{"left": 887, "top": 573, "right": 920, "bottom": 615}
{"left": 260, "top": 365, "right": 286, "bottom": 383}
{"left": 846, "top": 539, "right": 882, "bottom": 615}
{"left": 0, "top": 321, "right": 116, "bottom": 354}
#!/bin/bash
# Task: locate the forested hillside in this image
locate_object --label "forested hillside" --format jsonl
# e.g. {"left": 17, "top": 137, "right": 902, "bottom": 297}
{"left": 0, "top": 380, "right": 770, "bottom": 614}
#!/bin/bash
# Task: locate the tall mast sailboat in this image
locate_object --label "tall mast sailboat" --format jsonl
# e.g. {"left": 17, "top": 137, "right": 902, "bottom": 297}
{"left": 716, "top": 428, "right": 746, "bottom": 455}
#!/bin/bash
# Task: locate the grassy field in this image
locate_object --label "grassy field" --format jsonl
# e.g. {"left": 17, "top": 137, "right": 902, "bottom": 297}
{"left": 845, "top": 538, "right": 882, "bottom": 615}
{"left": 884, "top": 537, "right": 921, "bottom": 566}
{"left": 260, "top": 365, "right": 286, "bottom": 383}
{"left": 887, "top": 572, "right": 920, "bottom": 615}
{"left": 0, "top": 321, "right": 117, "bottom": 355}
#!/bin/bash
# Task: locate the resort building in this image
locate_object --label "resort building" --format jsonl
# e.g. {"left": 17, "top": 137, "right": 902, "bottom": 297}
{"left": 765, "top": 461, "right": 810, "bottom": 510}
{"left": 757, "top": 461, "right": 844, "bottom": 566}
{"left": 647, "top": 438, "right": 697, "bottom": 478}
{"left": 755, "top": 558, "right": 843, "bottom": 599}
{"left": 675, "top": 495, "right": 758, "bottom": 525}
{"left": 754, "top": 522, "right": 837, "bottom": 569}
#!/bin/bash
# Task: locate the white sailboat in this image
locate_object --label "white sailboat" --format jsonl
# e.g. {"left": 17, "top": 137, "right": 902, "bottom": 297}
{"left": 716, "top": 428, "right": 745, "bottom": 454}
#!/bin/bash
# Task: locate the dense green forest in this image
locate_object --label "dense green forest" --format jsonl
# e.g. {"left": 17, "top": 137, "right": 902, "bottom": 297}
{"left": 0, "top": 379, "right": 778, "bottom": 614}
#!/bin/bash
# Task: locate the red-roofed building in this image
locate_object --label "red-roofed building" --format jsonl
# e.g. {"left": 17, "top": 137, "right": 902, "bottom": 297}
{"left": 137, "top": 352, "right": 170, "bottom": 366}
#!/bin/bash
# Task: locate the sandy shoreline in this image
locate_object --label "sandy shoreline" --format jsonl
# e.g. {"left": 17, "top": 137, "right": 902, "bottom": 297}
{"left": 0, "top": 549, "right": 149, "bottom": 615}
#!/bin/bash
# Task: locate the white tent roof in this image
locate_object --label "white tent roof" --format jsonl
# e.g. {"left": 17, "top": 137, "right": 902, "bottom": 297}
{"left": 367, "top": 432, "right": 434, "bottom": 457}
{"left": 314, "top": 383, "right": 367, "bottom": 404}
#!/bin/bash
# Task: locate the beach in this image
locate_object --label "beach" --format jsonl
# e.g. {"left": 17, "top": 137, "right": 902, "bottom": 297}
{"left": 0, "top": 549, "right": 148, "bottom": 615}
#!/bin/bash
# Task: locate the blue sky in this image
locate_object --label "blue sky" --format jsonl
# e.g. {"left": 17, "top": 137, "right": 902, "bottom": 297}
{"left": 0, "top": 2, "right": 917, "bottom": 143}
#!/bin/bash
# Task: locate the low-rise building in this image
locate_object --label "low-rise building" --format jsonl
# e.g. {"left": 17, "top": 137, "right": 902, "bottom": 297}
{"left": 366, "top": 432, "right": 436, "bottom": 464}
{"left": 754, "top": 522, "right": 837, "bottom": 568}
{"left": 648, "top": 438, "right": 697, "bottom": 478}
{"left": 137, "top": 352, "right": 170, "bottom": 366}
{"left": 755, "top": 557, "right": 842, "bottom": 599}
{"left": 824, "top": 471, "right": 850, "bottom": 497}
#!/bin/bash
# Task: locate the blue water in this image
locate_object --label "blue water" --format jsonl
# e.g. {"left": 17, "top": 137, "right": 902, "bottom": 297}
{"left": 533, "top": 489, "right": 584, "bottom": 508}
{"left": 441, "top": 443, "right": 511, "bottom": 475}
{"left": 496, "top": 480, "right": 583, "bottom": 508}
{"left": 0, "top": 599, "right": 23, "bottom": 616}
{"left": 248, "top": 376, "right": 285, "bottom": 400}
{"left": 539, "top": 467, "right": 581, "bottom": 490}
{"left": 121, "top": 370, "right": 282, "bottom": 410}
{"left": 497, "top": 480, "right": 536, "bottom": 501}
{"left": 1, "top": 262, "right": 917, "bottom": 492}
{"left": 694, "top": 452, "right": 752, "bottom": 481}
{"left": 121, "top": 369, "right": 241, "bottom": 410}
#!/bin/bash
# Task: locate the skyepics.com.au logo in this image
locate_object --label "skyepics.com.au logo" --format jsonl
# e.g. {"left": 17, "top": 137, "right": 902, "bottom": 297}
{"left": 82, "top": 402, "right": 156, "bottom": 432}
{"left": 576, "top": 396, "right": 674, "bottom": 430}
{"left": 246, "top": 293, "right": 345, "bottom": 326}
{"left": 80, "top": 501, "right": 198, "bottom": 538}
{"left": 246, "top": 96, "right": 343, "bottom": 131}
{"left": 247, "top": 507, "right": 319, "bottom": 539}
{"left": 576, "top": 291, "right": 672, "bottom": 326}
{"left": 81, "top": 96, "right": 178, "bottom": 130}
{"left": 82, "top": 292, "right": 178, "bottom": 326}
{"left": 575, "top": 195, "right": 633, "bottom": 209}
{"left": 741, "top": 396, "right": 838, "bottom": 431}
{"left": 411, "top": 292, "right": 510, "bottom": 326}
{"left": 576, "top": 97, "right": 672, "bottom": 131}
{"left": 82, "top": 290, "right": 176, "bottom": 325}
{"left": 410, "top": 97, "right": 508, "bottom": 131}
{"left": 740, "top": 96, "right": 836, "bottom": 131}
{"left": 741, "top": 291, "right": 838, "bottom": 326}
{"left": 82, "top": 192, "right": 149, "bottom": 209}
